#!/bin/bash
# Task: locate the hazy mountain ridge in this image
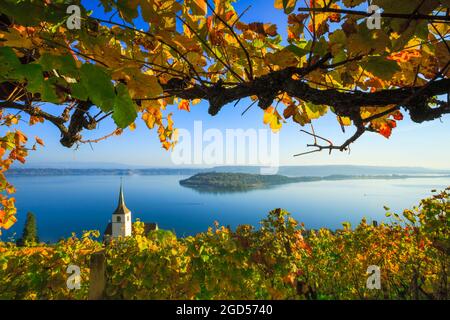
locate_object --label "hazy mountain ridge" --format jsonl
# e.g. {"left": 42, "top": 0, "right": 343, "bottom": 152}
{"left": 7, "top": 165, "right": 450, "bottom": 177}
{"left": 211, "top": 165, "right": 450, "bottom": 176}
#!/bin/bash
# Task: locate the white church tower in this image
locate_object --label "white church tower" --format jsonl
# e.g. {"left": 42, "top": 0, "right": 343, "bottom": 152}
{"left": 111, "top": 180, "right": 132, "bottom": 238}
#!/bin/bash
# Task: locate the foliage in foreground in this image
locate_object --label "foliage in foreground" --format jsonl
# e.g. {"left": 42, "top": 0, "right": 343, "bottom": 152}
{"left": 0, "top": 188, "right": 448, "bottom": 300}
{"left": 1, "top": 0, "right": 450, "bottom": 232}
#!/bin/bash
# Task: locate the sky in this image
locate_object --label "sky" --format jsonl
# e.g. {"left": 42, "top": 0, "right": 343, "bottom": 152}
{"left": 12, "top": 0, "right": 450, "bottom": 169}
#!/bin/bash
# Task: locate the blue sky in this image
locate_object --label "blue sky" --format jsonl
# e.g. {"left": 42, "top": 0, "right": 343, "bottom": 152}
{"left": 15, "top": 1, "right": 450, "bottom": 168}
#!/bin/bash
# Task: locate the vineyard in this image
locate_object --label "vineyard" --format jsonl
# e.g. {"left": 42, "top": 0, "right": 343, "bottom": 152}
{"left": 0, "top": 188, "right": 448, "bottom": 300}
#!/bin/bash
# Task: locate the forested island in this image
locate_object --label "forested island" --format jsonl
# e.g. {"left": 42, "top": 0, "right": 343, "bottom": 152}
{"left": 179, "top": 172, "right": 306, "bottom": 190}
{"left": 179, "top": 172, "right": 450, "bottom": 192}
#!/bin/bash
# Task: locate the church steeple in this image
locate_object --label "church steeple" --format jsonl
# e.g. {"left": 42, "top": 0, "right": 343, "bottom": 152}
{"left": 104, "top": 179, "right": 157, "bottom": 240}
{"left": 113, "top": 179, "right": 130, "bottom": 215}
{"left": 110, "top": 178, "right": 132, "bottom": 238}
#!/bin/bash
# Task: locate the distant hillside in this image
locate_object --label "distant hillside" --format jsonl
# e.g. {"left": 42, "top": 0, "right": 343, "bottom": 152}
{"left": 11, "top": 161, "right": 137, "bottom": 169}
{"left": 6, "top": 165, "right": 450, "bottom": 177}
{"left": 211, "top": 165, "right": 450, "bottom": 176}
{"left": 6, "top": 168, "right": 203, "bottom": 176}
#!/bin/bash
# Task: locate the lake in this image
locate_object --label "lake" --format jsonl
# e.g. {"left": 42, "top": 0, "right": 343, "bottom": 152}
{"left": 2, "top": 175, "right": 449, "bottom": 242}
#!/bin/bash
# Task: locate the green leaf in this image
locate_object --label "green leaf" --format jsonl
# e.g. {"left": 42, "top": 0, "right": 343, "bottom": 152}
{"left": 113, "top": 83, "right": 137, "bottom": 128}
{"left": 0, "top": 0, "right": 63, "bottom": 25}
{"left": 70, "top": 82, "right": 88, "bottom": 101}
{"left": 361, "top": 56, "right": 401, "bottom": 80}
{"left": 79, "top": 64, "right": 116, "bottom": 112}
{"left": 40, "top": 79, "right": 60, "bottom": 103}
{"left": 0, "top": 47, "right": 45, "bottom": 95}
{"left": 0, "top": 46, "right": 21, "bottom": 80}
{"left": 200, "top": 254, "right": 210, "bottom": 262}
{"left": 19, "top": 64, "right": 44, "bottom": 94}
{"left": 38, "top": 53, "right": 78, "bottom": 77}
{"left": 286, "top": 44, "right": 308, "bottom": 58}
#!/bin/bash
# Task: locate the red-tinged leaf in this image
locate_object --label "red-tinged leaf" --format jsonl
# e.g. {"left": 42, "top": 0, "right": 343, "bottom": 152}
{"left": 393, "top": 111, "right": 404, "bottom": 121}
{"left": 178, "top": 100, "right": 191, "bottom": 112}
{"left": 378, "top": 123, "right": 392, "bottom": 138}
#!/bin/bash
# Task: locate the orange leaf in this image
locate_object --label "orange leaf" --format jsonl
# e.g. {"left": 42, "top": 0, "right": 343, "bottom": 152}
{"left": 35, "top": 137, "right": 45, "bottom": 146}
{"left": 378, "top": 123, "right": 392, "bottom": 138}
{"left": 392, "top": 111, "right": 403, "bottom": 121}
{"left": 162, "top": 141, "right": 172, "bottom": 150}
{"left": 178, "top": 100, "right": 191, "bottom": 112}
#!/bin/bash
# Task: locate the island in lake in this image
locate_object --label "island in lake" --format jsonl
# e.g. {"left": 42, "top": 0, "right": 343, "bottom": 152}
{"left": 180, "top": 172, "right": 450, "bottom": 193}
{"left": 179, "top": 172, "right": 308, "bottom": 191}
{"left": 179, "top": 172, "right": 450, "bottom": 193}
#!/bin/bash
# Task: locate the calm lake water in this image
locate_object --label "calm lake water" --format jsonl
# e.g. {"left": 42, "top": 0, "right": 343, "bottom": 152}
{"left": 2, "top": 175, "right": 449, "bottom": 242}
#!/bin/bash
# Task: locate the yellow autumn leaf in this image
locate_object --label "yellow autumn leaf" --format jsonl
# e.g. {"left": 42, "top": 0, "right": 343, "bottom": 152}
{"left": 129, "top": 73, "right": 163, "bottom": 99}
{"left": 338, "top": 116, "right": 352, "bottom": 126}
{"left": 265, "top": 48, "right": 299, "bottom": 68}
{"left": 304, "top": 103, "right": 328, "bottom": 120}
{"left": 142, "top": 112, "right": 156, "bottom": 129}
{"left": 171, "top": 128, "right": 179, "bottom": 143}
{"left": 0, "top": 28, "right": 33, "bottom": 49}
{"left": 274, "top": 0, "right": 298, "bottom": 14}
{"left": 263, "top": 107, "right": 283, "bottom": 132}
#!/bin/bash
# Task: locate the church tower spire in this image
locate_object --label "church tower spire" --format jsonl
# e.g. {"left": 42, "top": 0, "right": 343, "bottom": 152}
{"left": 114, "top": 178, "right": 130, "bottom": 215}
{"left": 111, "top": 178, "right": 132, "bottom": 238}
